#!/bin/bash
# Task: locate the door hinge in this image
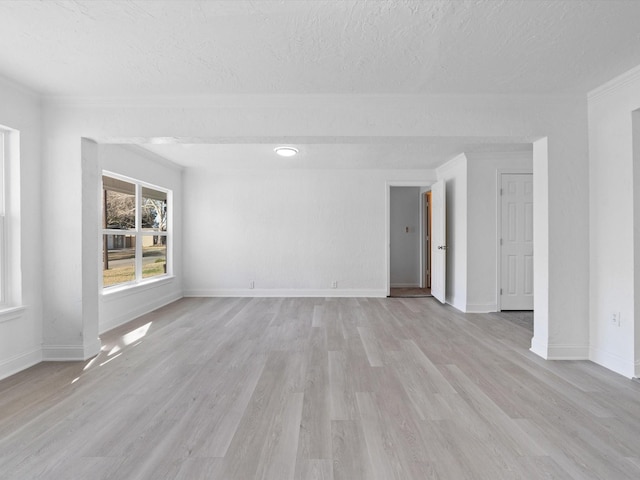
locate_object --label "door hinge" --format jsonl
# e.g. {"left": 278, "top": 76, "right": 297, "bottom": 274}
{"left": 500, "top": 188, "right": 503, "bottom": 196}
{"left": 500, "top": 238, "right": 503, "bottom": 246}
{"left": 500, "top": 288, "right": 503, "bottom": 295}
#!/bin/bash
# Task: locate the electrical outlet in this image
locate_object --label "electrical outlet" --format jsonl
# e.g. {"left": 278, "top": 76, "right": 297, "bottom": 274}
{"left": 250, "top": 281, "right": 255, "bottom": 289}
{"left": 611, "top": 312, "right": 620, "bottom": 326}
{"left": 331, "top": 281, "right": 337, "bottom": 289}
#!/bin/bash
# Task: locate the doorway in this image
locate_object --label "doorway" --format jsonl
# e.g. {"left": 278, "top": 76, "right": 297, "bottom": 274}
{"left": 387, "top": 184, "right": 432, "bottom": 298}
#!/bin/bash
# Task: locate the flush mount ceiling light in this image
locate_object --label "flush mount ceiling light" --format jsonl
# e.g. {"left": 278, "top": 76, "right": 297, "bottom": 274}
{"left": 274, "top": 146, "right": 299, "bottom": 157}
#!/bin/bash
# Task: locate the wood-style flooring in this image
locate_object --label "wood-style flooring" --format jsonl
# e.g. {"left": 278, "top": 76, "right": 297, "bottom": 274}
{"left": 389, "top": 287, "right": 432, "bottom": 298}
{"left": 1, "top": 297, "right": 640, "bottom": 479}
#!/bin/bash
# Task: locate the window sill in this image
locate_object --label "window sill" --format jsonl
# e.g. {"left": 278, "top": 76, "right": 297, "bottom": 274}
{"left": 101, "top": 275, "right": 176, "bottom": 301}
{"left": 0, "top": 305, "right": 26, "bottom": 324}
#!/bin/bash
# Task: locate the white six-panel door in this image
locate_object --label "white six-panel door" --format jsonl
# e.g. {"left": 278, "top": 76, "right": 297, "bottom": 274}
{"left": 500, "top": 173, "right": 533, "bottom": 310}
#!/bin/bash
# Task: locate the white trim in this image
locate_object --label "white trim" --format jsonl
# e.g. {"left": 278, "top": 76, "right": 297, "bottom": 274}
{"left": 184, "top": 289, "right": 387, "bottom": 298}
{"left": 102, "top": 170, "right": 171, "bottom": 194}
{"left": 530, "top": 336, "right": 549, "bottom": 359}
{"left": 0, "top": 125, "right": 22, "bottom": 308}
{"left": 446, "top": 295, "right": 466, "bottom": 313}
{"left": 590, "top": 346, "right": 636, "bottom": 379}
{"left": 0, "top": 130, "right": 6, "bottom": 305}
{"left": 0, "top": 305, "right": 25, "bottom": 324}
{"left": 85, "top": 338, "right": 102, "bottom": 360}
{"left": 390, "top": 283, "right": 421, "bottom": 288}
{"left": 588, "top": 63, "right": 640, "bottom": 103}
{"left": 101, "top": 171, "right": 171, "bottom": 289}
{"left": 100, "top": 291, "right": 182, "bottom": 334}
{"left": 0, "top": 346, "right": 41, "bottom": 381}
{"left": 386, "top": 181, "right": 435, "bottom": 297}
{"left": 43, "top": 339, "right": 101, "bottom": 361}
{"left": 102, "top": 275, "right": 176, "bottom": 299}
{"left": 42, "top": 345, "right": 87, "bottom": 361}
{"left": 546, "top": 344, "right": 589, "bottom": 360}
{"left": 465, "top": 303, "right": 498, "bottom": 313}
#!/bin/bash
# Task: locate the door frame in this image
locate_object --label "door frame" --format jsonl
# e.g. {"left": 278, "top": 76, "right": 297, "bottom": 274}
{"left": 496, "top": 168, "right": 533, "bottom": 311}
{"left": 424, "top": 191, "right": 432, "bottom": 289}
{"left": 385, "top": 181, "right": 433, "bottom": 296}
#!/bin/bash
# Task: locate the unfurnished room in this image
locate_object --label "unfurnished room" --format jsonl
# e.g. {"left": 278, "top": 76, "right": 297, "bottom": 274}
{"left": 1, "top": 1, "right": 640, "bottom": 479}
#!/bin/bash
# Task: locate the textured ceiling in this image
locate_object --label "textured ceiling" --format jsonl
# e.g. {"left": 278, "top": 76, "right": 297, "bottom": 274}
{"left": 0, "top": 0, "right": 639, "bottom": 96}
{"left": 1, "top": 0, "right": 636, "bottom": 169}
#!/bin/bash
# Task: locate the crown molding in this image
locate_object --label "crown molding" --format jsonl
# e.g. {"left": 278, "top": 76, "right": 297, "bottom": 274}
{"left": 588, "top": 64, "right": 640, "bottom": 103}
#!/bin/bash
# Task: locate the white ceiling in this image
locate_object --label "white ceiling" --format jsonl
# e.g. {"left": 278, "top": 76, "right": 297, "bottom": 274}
{"left": 139, "top": 139, "right": 532, "bottom": 170}
{"left": 0, "top": 0, "right": 639, "bottom": 97}
{"left": 1, "top": 0, "right": 637, "bottom": 168}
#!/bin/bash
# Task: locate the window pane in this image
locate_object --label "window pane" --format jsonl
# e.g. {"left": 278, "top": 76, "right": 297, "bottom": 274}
{"left": 103, "top": 234, "right": 136, "bottom": 287}
{"left": 103, "top": 176, "right": 135, "bottom": 229}
{"left": 142, "top": 235, "right": 167, "bottom": 279}
{"left": 142, "top": 187, "right": 167, "bottom": 232}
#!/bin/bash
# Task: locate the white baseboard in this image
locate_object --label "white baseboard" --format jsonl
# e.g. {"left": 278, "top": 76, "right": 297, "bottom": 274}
{"left": 446, "top": 296, "right": 466, "bottom": 313}
{"left": 0, "top": 346, "right": 42, "bottom": 381}
{"left": 85, "top": 337, "right": 102, "bottom": 360}
{"left": 99, "top": 292, "right": 182, "bottom": 334}
{"left": 184, "top": 288, "right": 387, "bottom": 298}
{"left": 465, "top": 303, "right": 498, "bottom": 313}
{"left": 530, "top": 336, "right": 549, "bottom": 359}
{"left": 42, "top": 337, "right": 101, "bottom": 361}
{"left": 590, "top": 345, "right": 636, "bottom": 379}
{"left": 530, "top": 338, "right": 589, "bottom": 361}
{"left": 390, "top": 283, "right": 420, "bottom": 288}
{"left": 546, "top": 343, "right": 589, "bottom": 360}
{"left": 42, "top": 344, "right": 86, "bottom": 361}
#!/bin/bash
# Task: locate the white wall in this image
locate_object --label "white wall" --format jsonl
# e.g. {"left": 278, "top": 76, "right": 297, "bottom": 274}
{"left": 436, "top": 154, "right": 467, "bottom": 311}
{"left": 0, "top": 76, "right": 43, "bottom": 379}
{"left": 184, "top": 168, "right": 433, "bottom": 296}
{"left": 466, "top": 151, "right": 533, "bottom": 313}
{"left": 390, "top": 187, "right": 421, "bottom": 287}
{"left": 588, "top": 65, "right": 640, "bottom": 377}
{"left": 39, "top": 93, "right": 589, "bottom": 364}
{"left": 98, "top": 145, "right": 183, "bottom": 333}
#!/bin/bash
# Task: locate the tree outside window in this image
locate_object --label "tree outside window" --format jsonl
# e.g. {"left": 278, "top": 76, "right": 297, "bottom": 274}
{"left": 102, "top": 174, "right": 169, "bottom": 288}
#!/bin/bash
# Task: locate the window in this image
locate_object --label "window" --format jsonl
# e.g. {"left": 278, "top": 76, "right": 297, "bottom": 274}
{"left": 0, "top": 130, "right": 5, "bottom": 304}
{"left": 102, "top": 173, "right": 170, "bottom": 289}
{"left": 0, "top": 124, "right": 20, "bottom": 310}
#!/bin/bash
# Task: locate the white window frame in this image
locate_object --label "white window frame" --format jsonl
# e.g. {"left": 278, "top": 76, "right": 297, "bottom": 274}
{"left": 0, "top": 129, "right": 6, "bottom": 305}
{"left": 101, "top": 171, "right": 172, "bottom": 290}
{"left": 0, "top": 124, "right": 22, "bottom": 313}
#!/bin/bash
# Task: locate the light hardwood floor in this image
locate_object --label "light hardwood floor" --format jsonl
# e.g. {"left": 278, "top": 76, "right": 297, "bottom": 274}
{"left": 389, "top": 287, "right": 431, "bottom": 298}
{"left": 1, "top": 297, "right": 640, "bottom": 479}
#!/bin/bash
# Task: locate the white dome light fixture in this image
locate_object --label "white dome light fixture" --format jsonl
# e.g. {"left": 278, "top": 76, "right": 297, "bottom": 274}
{"left": 274, "top": 146, "right": 299, "bottom": 157}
